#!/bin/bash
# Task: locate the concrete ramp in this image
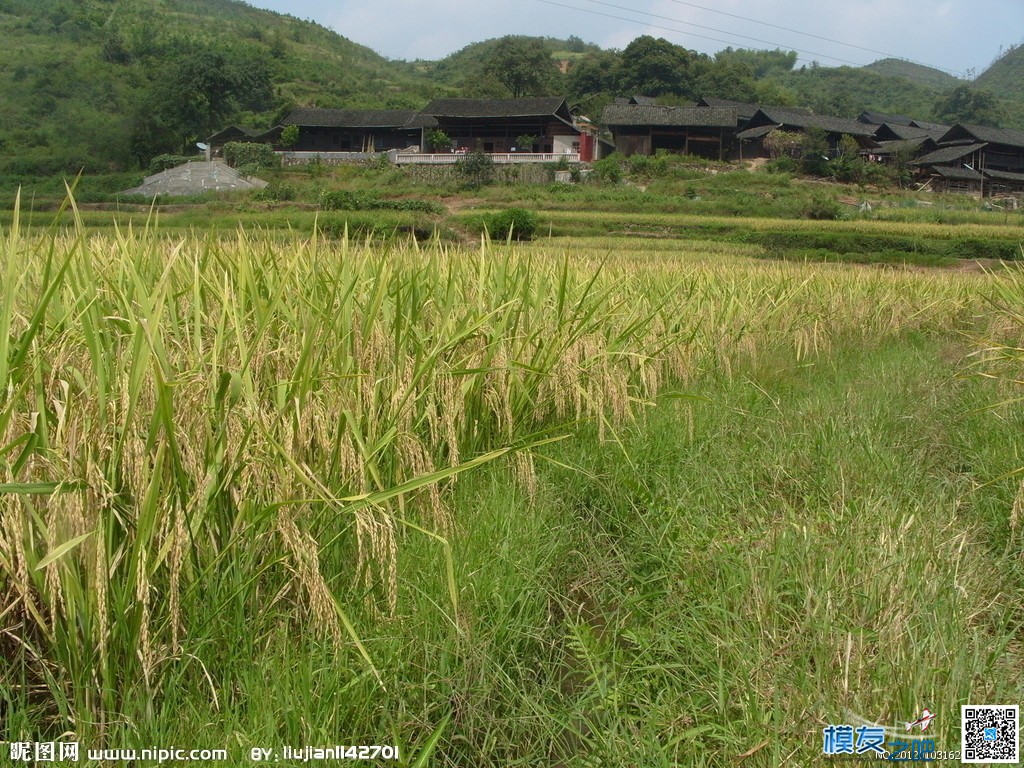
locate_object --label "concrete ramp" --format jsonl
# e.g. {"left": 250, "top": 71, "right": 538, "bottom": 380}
{"left": 122, "top": 160, "right": 268, "bottom": 197}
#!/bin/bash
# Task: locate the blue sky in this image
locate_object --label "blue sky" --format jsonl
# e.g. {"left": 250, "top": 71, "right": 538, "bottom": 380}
{"left": 244, "top": 0, "right": 1023, "bottom": 79}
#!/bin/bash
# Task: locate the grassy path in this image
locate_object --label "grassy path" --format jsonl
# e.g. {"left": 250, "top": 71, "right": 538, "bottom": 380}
{"left": 395, "top": 333, "right": 1024, "bottom": 765}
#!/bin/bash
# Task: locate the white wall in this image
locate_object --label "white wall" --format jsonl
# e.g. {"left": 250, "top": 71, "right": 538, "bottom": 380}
{"left": 553, "top": 134, "right": 579, "bottom": 154}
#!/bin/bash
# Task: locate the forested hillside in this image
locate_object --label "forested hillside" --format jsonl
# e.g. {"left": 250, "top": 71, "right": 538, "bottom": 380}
{"left": 0, "top": 0, "right": 1019, "bottom": 174}
{"left": 861, "top": 58, "right": 961, "bottom": 90}
{"left": 0, "top": 0, "right": 442, "bottom": 173}
{"left": 975, "top": 44, "right": 1024, "bottom": 102}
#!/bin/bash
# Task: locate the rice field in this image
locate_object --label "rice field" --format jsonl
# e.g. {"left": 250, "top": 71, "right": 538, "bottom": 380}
{"left": 1, "top": 200, "right": 1023, "bottom": 765}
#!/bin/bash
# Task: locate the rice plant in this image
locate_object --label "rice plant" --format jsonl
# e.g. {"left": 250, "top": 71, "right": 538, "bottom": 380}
{"left": 0, "top": 195, "right": 996, "bottom": 746}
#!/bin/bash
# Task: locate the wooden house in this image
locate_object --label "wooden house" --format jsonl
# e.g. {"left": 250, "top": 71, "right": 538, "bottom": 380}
{"left": 419, "top": 97, "right": 581, "bottom": 155}
{"left": 911, "top": 142, "right": 988, "bottom": 195}
{"left": 911, "top": 124, "right": 1024, "bottom": 195}
{"left": 934, "top": 123, "right": 1024, "bottom": 174}
{"left": 205, "top": 125, "right": 260, "bottom": 160}
{"left": 600, "top": 104, "right": 738, "bottom": 159}
{"left": 279, "top": 108, "right": 433, "bottom": 153}
{"left": 737, "top": 108, "right": 879, "bottom": 158}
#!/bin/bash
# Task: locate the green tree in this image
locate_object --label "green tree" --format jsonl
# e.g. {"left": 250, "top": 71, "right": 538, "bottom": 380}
{"left": 694, "top": 60, "right": 757, "bottom": 102}
{"left": 799, "top": 127, "right": 831, "bottom": 176}
{"left": 456, "top": 150, "right": 495, "bottom": 187}
{"left": 714, "top": 48, "right": 797, "bottom": 79}
{"left": 280, "top": 124, "right": 299, "bottom": 149}
{"left": 427, "top": 129, "right": 452, "bottom": 152}
{"left": 934, "top": 85, "right": 1005, "bottom": 126}
{"left": 135, "top": 45, "right": 273, "bottom": 158}
{"left": 616, "top": 36, "right": 697, "bottom": 98}
{"left": 515, "top": 134, "right": 538, "bottom": 152}
{"left": 762, "top": 130, "right": 803, "bottom": 159}
{"left": 567, "top": 50, "right": 619, "bottom": 99}
{"left": 483, "top": 37, "right": 560, "bottom": 98}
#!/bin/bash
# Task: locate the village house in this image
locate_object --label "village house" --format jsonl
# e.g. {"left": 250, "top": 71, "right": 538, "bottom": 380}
{"left": 205, "top": 92, "right": 1024, "bottom": 198}
{"left": 279, "top": 107, "right": 433, "bottom": 153}
{"left": 204, "top": 125, "right": 260, "bottom": 160}
{"left": 600, "top": 104, "right": 738, "bottom": 159}
{"left": 418, "top": 97, "right": 583, "bottom": 156}
{"left": 911, "top": 123, "right": 1024, "bottom": 196}
{"left": 736, "top": 107, "right": 879, "bottom": 158}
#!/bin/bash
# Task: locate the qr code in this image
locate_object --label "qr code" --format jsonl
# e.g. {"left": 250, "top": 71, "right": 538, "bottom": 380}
{"left": 962, "top": 705, "right": 1019, "bottom": 764}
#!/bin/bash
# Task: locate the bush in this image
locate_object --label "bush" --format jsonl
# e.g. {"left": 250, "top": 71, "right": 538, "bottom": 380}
{"left": 148, "top": 154, "right": 199, "bottom": 174}
{"left": 319, "top": 189, "right": 443, "bottom": 214}
{"left": 224, "top": 142, "right": 278, "bottom": 173}
{"left": 628, "top": 153, "right": 661, "bottom": 178}
{"left": 803, "top": 195, "right": 842, "bottom": 220}
{"left": 253, "top": 182, "right": 298, "bottom": 202}
{"left": 765, "top": 157, "right": 798, "bottom": 174}
{"left": 280, "top": 124, "right": 300, "bottom": 149}
{"left": 487, "top": 208, "right": 539, "bottom": 241}
{"left": 427, "top": 129, "right": 452, "bottom": 152}
{"left": 592, "top": 154, "right": 623, "bottom": 184}
{"left": 456, "top": 150, "right": 495, "bottom": 188}
{"left": 0, "top": 153, "right": 91, "bottom": 176}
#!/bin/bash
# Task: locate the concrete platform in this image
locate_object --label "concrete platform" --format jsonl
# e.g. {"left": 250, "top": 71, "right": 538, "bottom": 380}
{"left": 122, "top": 160, "right": 268, "bottom": 197}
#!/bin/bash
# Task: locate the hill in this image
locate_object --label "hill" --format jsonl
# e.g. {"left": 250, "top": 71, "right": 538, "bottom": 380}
{"left": 975, "top": 44, "right": 1024, "bottom": 98}
{"left": 415, "top": 35, "right": 600, "bottom": 94}
{"left": 0, "top": 0, "right": 1018, "bottom": 174}
{"left": 0, "top": 0, "right": 443, "bottom": 173}
{"left": 776, "top": 65, "right": 946, "bottom": 123}
{"left": 861, "top": 58, "right": 962, "bottom": 90}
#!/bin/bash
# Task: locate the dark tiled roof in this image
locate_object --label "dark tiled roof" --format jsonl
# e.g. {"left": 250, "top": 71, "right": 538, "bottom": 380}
{"left": 942, "top": 123, "right": 1024, "bottom": 149}
{"left": 252, "top": 126, "right": 282, "bottom": 142}
{"left": 601, "top": 104, "right": 738, "bottom": 128}
{"left": 753, "top": 108, "right": 878, "bottom": 137}
{"left": 867, "top": 137, "right": 932, "bottom": 155}
{"left": 615, "top": 95, "right": 672, "bottom": 106}
{"left": 859, "top": 110, "right": 913, "bottom": 126}
{"left": 206, "top": 125, "right": 258, "bottom": 143}
{"left": 930, "top": 166, "right": 983, "bottom": 180}
{"left": 421, "top": 97, "right": 570, "bottom": 118}
{"left": 984, "top": 169, "right": 1024, "bottom": 182}
{"left": 910, "top": 119, "right": 950, "bottom": 133}
{"left": 878, "top": 123, "right": 933, "bottom": 141}
{"left": 913, "top": 143, "right": 987, "bottom": 165}
{"left": 735, "top": 125, "right": 777, "bottom": 140}
{"left": 283, "top": 108, "right": 426, "bottom": 129}
{"left": 700, "top": 97, "right": 810, "bottom": 121}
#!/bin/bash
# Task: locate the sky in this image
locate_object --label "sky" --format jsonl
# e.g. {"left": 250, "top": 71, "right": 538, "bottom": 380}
{"left": 243, "top": 0, "right": 1024, "bottom": 80}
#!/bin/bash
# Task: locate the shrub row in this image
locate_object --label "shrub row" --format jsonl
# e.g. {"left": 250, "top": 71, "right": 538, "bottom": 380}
{"left": 224, "top": 142, "right": 278, "bottom": 174}
{"left": 148, "top": 154, "right": 200, "bottom": 174}
{"left": 319, "top": 190, "right": 443, "bottom": 214}
{"left": 750, "top": 231, "right": 1021, "bottom": 261}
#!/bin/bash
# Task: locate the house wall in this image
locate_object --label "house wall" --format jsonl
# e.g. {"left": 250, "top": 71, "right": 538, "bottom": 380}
{"left": 295, "top": 126, "right": 420, "bottom": 152}
{"left": 612, "top": 126, "right": 728, "bottom": 159}
{"left": 435, "top": 117, "right": 578, "bottom": 153}
{"left": 552, "top": 134, "right": 578, "bottom": 154}
{"left": 610, "top": 127, "right": 651, "bottom": 156}
{"left": 985, "top": 145, "right": 1024, "bottom": 173}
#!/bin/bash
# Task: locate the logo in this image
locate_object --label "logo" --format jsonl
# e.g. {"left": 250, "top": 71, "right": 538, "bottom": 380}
{"left": 905, "top": 709, "right": 936, "bottom": 733}
{"left": 823, "top": 708, "right": 943, "bottom": 761}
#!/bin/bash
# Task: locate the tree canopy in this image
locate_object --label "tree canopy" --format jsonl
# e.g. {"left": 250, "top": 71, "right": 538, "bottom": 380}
{"left": 483, "top": 37, "right": 560, "bottom": 98}
{"left": 934, "top": 85, "right": 1005, "bottom": 127}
